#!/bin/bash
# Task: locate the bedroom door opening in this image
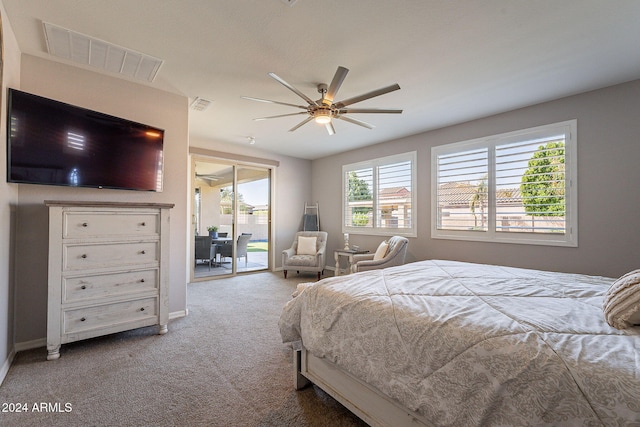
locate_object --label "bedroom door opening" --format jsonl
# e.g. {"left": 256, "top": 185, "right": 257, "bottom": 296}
{"left": 192, "top": 158, "right": 271, "bottom": 280}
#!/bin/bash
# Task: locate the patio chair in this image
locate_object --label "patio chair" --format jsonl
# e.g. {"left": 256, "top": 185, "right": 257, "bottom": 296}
{"left": 218, "top": 233, "right": 251, "bottom": 267}
{"left": 195, "top": 235, "right": 214, "bottom": 270}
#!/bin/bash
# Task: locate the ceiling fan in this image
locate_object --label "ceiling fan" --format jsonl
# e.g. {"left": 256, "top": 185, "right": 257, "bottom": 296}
{"left": 242, "top": 66, "right": 402, "bottom": 135}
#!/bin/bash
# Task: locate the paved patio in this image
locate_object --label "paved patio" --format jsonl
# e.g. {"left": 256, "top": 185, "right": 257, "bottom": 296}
{"left": 194, "top": 250, "right": 269, "bottom": 279}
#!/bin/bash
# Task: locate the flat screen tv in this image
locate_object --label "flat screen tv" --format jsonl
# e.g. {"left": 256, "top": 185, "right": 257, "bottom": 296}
{"left": 6, "top": 88, "right": 164, "bottom": 192}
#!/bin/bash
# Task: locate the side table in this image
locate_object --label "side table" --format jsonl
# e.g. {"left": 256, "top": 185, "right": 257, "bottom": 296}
{"left": 334, "top": 249, "right": 369, "bottom": 276}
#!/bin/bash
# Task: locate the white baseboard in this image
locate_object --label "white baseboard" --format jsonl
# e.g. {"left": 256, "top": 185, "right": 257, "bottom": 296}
{"left": 0, "top": 347, "right": 16, "bottom": 386}
{"left": 4, "top": 309, "right": 186, "bottom": 382}
{"left": 11, "top": 311, "right": 187, "bottom": 358}
{"left": 169, "top": 309, "right": 188, "bottom": 319}
{"left": 15, "top": 338, "right": 46, "bottom": 353}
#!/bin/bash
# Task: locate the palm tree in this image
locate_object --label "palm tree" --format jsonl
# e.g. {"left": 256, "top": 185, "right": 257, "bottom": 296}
{"left": 469, "top": 176, "right": 488, "bottom": 229}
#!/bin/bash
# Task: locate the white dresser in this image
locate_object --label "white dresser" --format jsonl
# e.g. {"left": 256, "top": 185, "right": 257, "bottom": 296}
{"left": 45, "top": 201, "right": 174, "bottom": 360}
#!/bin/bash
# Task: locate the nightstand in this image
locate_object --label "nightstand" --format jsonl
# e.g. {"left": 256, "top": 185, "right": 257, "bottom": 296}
{"left": 334, "top": 249, "right": 369, "bottom": 276}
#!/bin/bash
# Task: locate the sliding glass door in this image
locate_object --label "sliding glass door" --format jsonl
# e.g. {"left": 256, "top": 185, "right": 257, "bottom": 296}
{"left": 192, "top": 158, "right": 271, "bottom": 279}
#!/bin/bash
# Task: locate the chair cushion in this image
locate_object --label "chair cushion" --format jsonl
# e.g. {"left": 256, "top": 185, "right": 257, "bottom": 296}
{"left": 286, "top": 255, "right": 319, "bottom": 267}
{"left": 297, "top": 236, "right": 317, "bottom": 255}
{"left": 373, "top": 240, "right": 389, "bottom": 261}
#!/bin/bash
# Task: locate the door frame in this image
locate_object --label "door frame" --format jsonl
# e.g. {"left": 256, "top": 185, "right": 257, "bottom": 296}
{"left": 189, "top": 152, "right": 276, "bottom": 282}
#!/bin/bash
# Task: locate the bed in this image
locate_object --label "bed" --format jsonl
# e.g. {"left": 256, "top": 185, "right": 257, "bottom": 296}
{"left": 279, "top": 260, "right": 640, "bottom": 427}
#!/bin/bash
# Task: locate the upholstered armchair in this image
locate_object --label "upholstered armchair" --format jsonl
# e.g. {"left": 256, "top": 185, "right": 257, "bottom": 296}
{"left": 351, "top": 236, "right": 409, "bottom": 273}
{"left": 282, "top": 231, "right": 328, "bottom": 280}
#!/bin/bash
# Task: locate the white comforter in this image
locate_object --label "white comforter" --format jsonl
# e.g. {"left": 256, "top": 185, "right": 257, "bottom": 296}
{"left": 279, "top": 260, "right": 640, "bottom": 426}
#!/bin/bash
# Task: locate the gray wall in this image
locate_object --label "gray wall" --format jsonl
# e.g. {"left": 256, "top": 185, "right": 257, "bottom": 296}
{"left": 312, "top": 79, "right": 640, "bottom": 278}
{"left": 0, "top": 1, "right": 21, "bottom": 376}
{"left": 13, "top": 55, "right": 190, "bottom": 344}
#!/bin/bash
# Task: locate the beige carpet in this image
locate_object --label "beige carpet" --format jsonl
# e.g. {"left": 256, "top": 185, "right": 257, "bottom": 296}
{"left": 0, "top": 272, "right": 368, "bottom": 427}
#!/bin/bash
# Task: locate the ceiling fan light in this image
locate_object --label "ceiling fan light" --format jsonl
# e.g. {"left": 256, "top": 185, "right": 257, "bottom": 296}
{"left": 314, "top": 110, "right": 332, "bottom": 124}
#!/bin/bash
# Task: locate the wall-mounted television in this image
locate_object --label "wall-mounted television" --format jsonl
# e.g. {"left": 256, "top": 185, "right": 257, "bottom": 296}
{"left": 6, "top": 88, "right": 164, "bottom": 192}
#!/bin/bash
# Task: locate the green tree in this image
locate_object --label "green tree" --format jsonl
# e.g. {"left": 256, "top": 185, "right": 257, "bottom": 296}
{"left": 347, "top": 171, "right": 372, "bottom": 225}
{"left": 520, "top": 141, "right": 565, "bottom": 216}
{"left": 219, "top": 188, "right": 246, "bottom": 214}
{"left": 348, "top": 171, "right": 372, "bottom": 202}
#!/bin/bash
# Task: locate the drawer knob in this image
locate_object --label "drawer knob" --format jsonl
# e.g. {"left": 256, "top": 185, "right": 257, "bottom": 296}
{"left": 140, "top": 307, "right": 145, "bottom": 312}
{"left": 141, "top": 250, "right": 146, "bottom": 255}
{"left": 81, "top": 254, "right": 87, "bottom": 259}
{"left": 81, "top": 285, "right": 87, "bottom": 290}
{"left": 80, "top": 317, "right": 86, "bottom": 322}
{"left": 140, "top": 279, "right": 145, "bottom": 283}
{"left": 82, "top": 222, "right": 88, "bottom": 227}
{"left": 141, "top": 222, "right": 146, "bottom": 226}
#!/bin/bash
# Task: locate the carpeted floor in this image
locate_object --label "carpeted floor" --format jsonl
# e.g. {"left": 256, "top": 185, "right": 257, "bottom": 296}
{"left": 0, "top": 272, "right": 368, "bottom": 427}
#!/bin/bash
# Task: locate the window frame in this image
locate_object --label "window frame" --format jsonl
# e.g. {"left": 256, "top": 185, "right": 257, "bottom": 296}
{"left": 431, "top": 120, "right": 577, "bottom": 247}
{"left": 342, "top": 151, "right": 417, "bottom": 237}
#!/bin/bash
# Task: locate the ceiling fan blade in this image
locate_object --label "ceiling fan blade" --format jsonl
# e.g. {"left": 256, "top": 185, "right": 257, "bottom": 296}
{"left": 335, "top": 83, "right": 401, "bottom": 108}
{"left": 241, "top": 96, "right": 307, "bottom": 109}
{"left": 325, "top": 122, "right": 336, "bottom": 135}
{"left": 254, "top": 112, "right": 307, "bottom": 121}
{"left": 336, "top": 115, "right": 375, "bottom": 129}
{"left": 325, "top": 66, "right": 349, "bottom": 103}
{"left": 338, "top": 108, "right": 403, "bottom": 114}
{"left": 289, "top": 116, "right": 314, "bottom": 132}
{"left": 195, "top": 174, "right": 221, "bottom": 180}
{"left": 268, "top": 72, "right": 318, "bottom": 106}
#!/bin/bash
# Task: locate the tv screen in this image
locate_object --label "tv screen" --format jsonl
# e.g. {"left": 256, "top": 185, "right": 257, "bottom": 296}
{"left": 6, "top": 89, "right": 164, "bottom": 192}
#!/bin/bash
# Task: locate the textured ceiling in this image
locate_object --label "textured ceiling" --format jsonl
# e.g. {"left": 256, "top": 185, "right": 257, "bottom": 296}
{"left": 3, "top": 0, "right": 640, "bottom": 159}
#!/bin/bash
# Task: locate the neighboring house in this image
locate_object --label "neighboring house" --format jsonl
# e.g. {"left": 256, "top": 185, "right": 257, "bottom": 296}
{"left": 437, "top": 182, "right": 564, "bottom": 233}
{"left": 378, "top": 186, "right": 412, "bottom": 228}
{"left": 346, "top": 186, "right": 412, "bottom": 228}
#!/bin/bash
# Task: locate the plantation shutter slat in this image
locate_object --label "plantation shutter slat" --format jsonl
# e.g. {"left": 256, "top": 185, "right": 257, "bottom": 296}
{"left": 496, "top": 136, "right": 566, "bottom": 234}
{"left": 377, "top": 160, "right": 412, "bottom": 229}
{"left": 436, "top": 148, "right": 489, "bottom": 231}
{"left": 343, "top": 152, "right": 416, "bottom": 235}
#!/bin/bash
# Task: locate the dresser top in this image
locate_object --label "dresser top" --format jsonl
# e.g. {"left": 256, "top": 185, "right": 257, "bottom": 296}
{"left": 44, "top": 200, "right": 175, "bottom": 209}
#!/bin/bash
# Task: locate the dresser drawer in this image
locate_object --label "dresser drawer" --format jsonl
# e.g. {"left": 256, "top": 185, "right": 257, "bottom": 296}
{"left": 63, "top": 211, "right": 159, "bottom": 238}
{"left": 63, "top": 297, "right": 158, "bottom": 334}
{"left": 64, "top": 241, "right": 158, "bottom": 270}
{"left": 63, "top": 269, "right": 158, "bottom": 303}
{"left": 47, "top": 202, "right": 172, "bottom": 360}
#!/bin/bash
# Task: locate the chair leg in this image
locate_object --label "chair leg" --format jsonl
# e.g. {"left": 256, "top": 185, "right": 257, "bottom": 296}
{"left": 317, "top": 271, "right": 321, "bottom": 280}
{"left": 284, "top": 270, "right": 288, "bottom": 278}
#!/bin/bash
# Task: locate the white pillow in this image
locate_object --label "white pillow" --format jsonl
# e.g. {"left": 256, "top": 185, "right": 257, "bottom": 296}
{"left": 297, "top": 236, "right": 317, "bottom": 255}
{"left": 373, "top": 240, "right": 389, "bottom": 261}
{"left": 603, "top": 269, "right": 640, "bottom": 329}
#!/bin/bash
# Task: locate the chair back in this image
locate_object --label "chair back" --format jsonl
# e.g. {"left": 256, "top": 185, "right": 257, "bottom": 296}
{"left": 384, "top": 236, "right": 409, "bottom": 264}
{"left": 195, "top": 236, "right": 212, "bottom": 258}
{"left": 237, "top": 233, "right": 251, "bottom": 254}
{"left": 294, "top": 231, "right": 327, "bottom": 253}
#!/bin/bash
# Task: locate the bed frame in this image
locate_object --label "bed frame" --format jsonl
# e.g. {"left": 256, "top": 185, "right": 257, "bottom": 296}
{"left": 294, "top": 348, "right": 432, "bottom": 427}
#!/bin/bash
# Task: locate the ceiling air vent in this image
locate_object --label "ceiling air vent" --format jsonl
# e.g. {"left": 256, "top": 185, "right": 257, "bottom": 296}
{"left": 190, "top": 97, "right": 213, "bottom": 111}
{"left": 43, "top": 22, "right": 163, "bottom": 83}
